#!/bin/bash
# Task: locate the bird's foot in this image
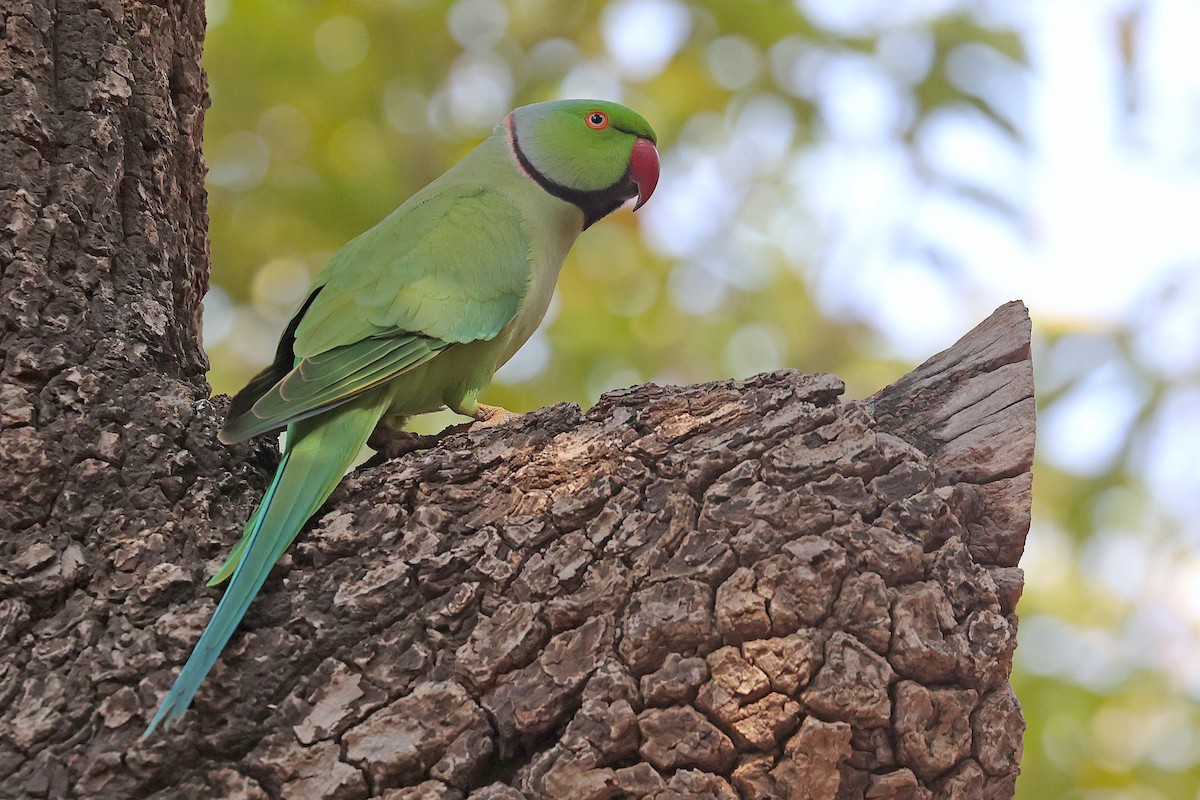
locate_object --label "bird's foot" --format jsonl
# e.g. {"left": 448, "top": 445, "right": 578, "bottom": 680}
{"left": 470, "top": 403, "right": 522, "bottom": 430}
{"left": 366, "top": 406, "right": 521, "bottom": 467}
{"left": 363, "top": 427, "right": 442, "bottom": 467}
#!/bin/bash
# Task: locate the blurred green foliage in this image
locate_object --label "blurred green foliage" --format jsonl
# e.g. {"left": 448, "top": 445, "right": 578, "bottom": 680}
{"left": 201, "top": 1, "right": 1200, "bottom": 797}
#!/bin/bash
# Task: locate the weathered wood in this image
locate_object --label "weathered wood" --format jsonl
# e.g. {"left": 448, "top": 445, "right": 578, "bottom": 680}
{"left": 0, "top": 0, "right": 1032, "bottom": 795}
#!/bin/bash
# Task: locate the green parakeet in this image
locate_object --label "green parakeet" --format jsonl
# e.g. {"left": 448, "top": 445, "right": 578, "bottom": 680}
{"left": 142, "top": 99, "right": 659, "bottom": 737}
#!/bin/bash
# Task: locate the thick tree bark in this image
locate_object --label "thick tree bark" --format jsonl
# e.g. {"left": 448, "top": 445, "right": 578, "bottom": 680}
{"left": 0, "top": 3, "right": 1032, "bottom": 798}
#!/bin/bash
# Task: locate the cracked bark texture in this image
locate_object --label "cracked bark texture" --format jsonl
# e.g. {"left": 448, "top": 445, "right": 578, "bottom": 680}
{"left": 0, "top": 2, "right": 1032, "bottom": 798}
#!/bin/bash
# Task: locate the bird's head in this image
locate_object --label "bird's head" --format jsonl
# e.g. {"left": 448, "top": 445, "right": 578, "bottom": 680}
{"left": 506, "top": 99, "right": 659, "bottom": 229}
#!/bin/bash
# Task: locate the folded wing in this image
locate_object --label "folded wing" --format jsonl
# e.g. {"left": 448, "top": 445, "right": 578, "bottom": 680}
{"left": 219, "top": 186, "right": 531, "bottom": 443}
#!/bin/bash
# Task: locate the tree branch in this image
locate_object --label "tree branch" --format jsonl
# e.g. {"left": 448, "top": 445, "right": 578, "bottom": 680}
{"left": 120, "top": 303, "right": 1030, "bottom": 799}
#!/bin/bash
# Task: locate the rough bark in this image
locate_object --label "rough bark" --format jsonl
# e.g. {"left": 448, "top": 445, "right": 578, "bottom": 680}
{"left": 0, "top": 2, "right": 1032, "bottom": 798}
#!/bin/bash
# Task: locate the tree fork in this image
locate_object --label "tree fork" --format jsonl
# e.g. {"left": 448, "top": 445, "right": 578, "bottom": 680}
{"left": 0, "top": 1, "right": 1032, "bottom": 797}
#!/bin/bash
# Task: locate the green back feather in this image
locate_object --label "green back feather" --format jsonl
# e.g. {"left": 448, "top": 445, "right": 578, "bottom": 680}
{"left": 221, "top": 182, "right": 532, "bottom": 442}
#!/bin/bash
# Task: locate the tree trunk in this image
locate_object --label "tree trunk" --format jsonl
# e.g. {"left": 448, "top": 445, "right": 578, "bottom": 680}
{"left": 0, "top": 3, "right": 1032, "bottom": 798}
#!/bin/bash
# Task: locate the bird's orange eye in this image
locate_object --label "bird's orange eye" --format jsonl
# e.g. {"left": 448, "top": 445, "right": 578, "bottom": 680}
{"left": 586, "top": 110, "right": 609, "bottom": 129}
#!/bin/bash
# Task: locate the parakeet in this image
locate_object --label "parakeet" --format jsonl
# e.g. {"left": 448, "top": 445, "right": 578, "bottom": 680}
{"left": 142, "top": 99, "right": 659, "bottom": 737}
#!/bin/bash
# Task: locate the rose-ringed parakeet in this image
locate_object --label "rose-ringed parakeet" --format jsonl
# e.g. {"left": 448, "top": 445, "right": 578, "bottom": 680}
{"left": 142, "top": 99, "right": 658, "bottom": 737}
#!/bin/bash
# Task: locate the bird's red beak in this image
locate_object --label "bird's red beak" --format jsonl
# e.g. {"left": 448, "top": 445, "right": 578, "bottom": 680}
{"left": 629, "top": 138, "right": 659, "bottom": 211}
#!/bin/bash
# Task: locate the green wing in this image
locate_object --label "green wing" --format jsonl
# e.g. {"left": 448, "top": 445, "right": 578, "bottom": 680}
{"left": 294, "top": 186, "right": 533, "bottom": 355}
{"left": 220, "top": 186, "right": 532, "bottom": 443}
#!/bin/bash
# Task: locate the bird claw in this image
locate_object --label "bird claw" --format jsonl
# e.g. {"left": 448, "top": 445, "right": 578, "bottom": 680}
{"left": 470, "top": 404, "right": 521, "bottom": 430}
{"left": 363, "top": 405, "right": 521, "bottom": 467}
{"left": 363, "top": 428, "right": 442, "bottom": 467}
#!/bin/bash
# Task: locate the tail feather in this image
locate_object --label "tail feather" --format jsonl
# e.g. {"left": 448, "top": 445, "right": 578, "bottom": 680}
{"left": 207, "top": 476, "right": 272, "bottom": 587}
{"left": 142, "top": 391, "right": 388, "bottom": 738}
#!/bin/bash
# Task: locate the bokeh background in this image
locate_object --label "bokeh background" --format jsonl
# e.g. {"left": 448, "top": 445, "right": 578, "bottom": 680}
{"left": 198, "top": 1, "right": 1200, "bottom": 797}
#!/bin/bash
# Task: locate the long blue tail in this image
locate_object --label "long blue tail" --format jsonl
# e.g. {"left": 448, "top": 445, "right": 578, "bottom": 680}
{"left": 141, "top": 393, "right": 387, "bottom": 738}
